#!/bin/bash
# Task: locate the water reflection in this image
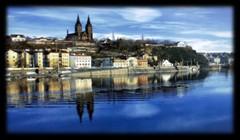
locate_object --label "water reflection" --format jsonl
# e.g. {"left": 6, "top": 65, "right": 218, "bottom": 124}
{"left": 7, "top": 71, "right": 210, "bottom": 121}
{"left": 76, "top": 92, "right": 94, "bottom": 123}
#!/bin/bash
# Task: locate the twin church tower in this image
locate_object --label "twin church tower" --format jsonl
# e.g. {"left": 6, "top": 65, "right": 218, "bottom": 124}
{"left": 65, "top": 15, "right": 93, "bottom": 42}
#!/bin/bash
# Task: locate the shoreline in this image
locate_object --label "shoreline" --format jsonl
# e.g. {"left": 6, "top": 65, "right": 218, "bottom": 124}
{"left": 6, "top": 66, "right": 201, "bottom": 79}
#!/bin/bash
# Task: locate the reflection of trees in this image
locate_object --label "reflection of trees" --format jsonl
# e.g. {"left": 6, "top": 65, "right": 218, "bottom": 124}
{"left": 76, "top": 92, "right": 94, "bottom": 123}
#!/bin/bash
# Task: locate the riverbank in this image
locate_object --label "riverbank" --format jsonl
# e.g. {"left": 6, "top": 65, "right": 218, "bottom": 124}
{"left": 6, "top": 65, "right": 200, "bottom": 79}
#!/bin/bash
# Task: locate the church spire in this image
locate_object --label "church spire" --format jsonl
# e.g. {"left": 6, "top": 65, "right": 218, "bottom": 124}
{"left": 67, "top": 29, "right": 69, "bottom": 35}
{"left": 76, "top": 14, "right": 81, "bottom": 24}
{"left": 75, "top": 14, "right": 82, "bottom": 35}
{"left": 86, "top": 15, "right": 91, "bottom": 25}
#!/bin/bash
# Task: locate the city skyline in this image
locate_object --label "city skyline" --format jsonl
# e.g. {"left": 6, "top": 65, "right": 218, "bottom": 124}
{"left": 7, "top": 6, "right": 233, "bottom": 53}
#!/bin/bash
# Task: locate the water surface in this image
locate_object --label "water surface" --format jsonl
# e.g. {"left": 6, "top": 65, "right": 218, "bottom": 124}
{"left": 7, "top": 70, "right": 233, "bottom": 134}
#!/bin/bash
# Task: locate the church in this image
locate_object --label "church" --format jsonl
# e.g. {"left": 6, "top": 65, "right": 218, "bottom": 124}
{"left": 65, "top": 15, "right": 93, "bottom": 42}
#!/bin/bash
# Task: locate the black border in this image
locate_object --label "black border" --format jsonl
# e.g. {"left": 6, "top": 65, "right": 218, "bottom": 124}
{"left": 0, "top": 0, "right": 239, "bottom": 138}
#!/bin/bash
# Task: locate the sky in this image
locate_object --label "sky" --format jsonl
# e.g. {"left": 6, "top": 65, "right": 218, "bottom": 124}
{"left": 7, "top": 6, "right": 233, "bottom": 53}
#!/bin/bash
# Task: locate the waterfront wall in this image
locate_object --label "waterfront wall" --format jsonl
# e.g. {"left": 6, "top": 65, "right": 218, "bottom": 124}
{"left": 71, "top": 68, "right": 129, "bottom": 77}
{"left": 6, "top": 65, "right": 199, "bottom": 78}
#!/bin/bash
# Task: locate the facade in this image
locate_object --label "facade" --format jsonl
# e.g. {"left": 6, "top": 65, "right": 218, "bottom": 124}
{"left": 137, "top": 59, "right": 148, "bottom": 67}
{"left": 127, "top": 57, "right": 138, "bottom": 67}
{"left": 66, "top": 15, "right": 93, "bottom": 42}
{"left": 70, "top": 54, "right": 91, "bottom": 68}
{"left": 142, "top": 53, "right": 149, "bottom": 60}
{"left": 6, "top": 50, "right": 19, "bottom": 68}
{"left": 228, "top": 57, "right": 233, "bottom": 65}
{"left": 152, "top": 55, "right": 158, "bottom": 61}
{"left": 10, "top": 34, "right": 26, "bottom": 42}
{"left": 23, "top": 51, "right": 33, "bottom": 68}
{"left": 161, "top": 60, "right": 173, "bottom": 67}
{"left": 177, "top": 41, "right": 187, "bottom": 47}
{"left": 47, "top": 52, "right": 59, "bottom": 68}
{"left": 34, "top": 52, "right": 44, "bottom": 68}
{"left": 113, "top": 59, "right": 128, "bottom": 68}
{"left": 214, "top": 57, "right": 221, "bottom": 65}
{"left": 60, "top": 52, "right": 70, "bottom": 67}
{"left": 28, "top": 37, "right": 55, "bottom": 45}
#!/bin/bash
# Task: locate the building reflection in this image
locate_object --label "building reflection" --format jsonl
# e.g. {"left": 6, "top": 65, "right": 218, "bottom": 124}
{"left": 6, "top": 70, "right": 208, "bottom": 107}
{"left": 7, "top": 80, "right": 21, "bottom": 106}
{"left": 76, "top": 92, "right": 94, "bottom": 123}
{"left": 113, "top": 76, "right": 128, "bottom": 90}
{"left": 138, "top": 75, "right": 149, "bottom": 86}
{"left": 59, "top": 78, "right": 71, "bottom": 100}
{"left": 37, "top": 78, "right": 45, "bottom": 102}
{"left": 73, "top": 78, "right": 92, "bottom": 93}
{"left": 47, "top": 78, "right": 61, "bottom": 101}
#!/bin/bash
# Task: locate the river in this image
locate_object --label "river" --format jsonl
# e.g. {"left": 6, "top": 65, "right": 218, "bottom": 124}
{"left": 7, "top": 69, "right": 233, "bottom": 134}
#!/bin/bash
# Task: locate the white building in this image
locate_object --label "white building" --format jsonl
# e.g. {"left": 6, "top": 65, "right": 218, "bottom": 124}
{"left": 113, "top": 59, "right": 128, "bottom": 68}
{"left": 177, "top": 41, "right": 187, "bottom": 47}
{"left": 142, "top": 53, "right": 149, "bottom": 60}
{"left": 228, "top": 57, "right": 233, "bottom": 65}
{"left": 29, "top": 37, "right": 54, "bottom": 44}
{"left": 70, "top": 54, "right": 91, "bottom": 69}
{"left": 214, "top": 57, "right": 221, "bottom": 65}
{"left": 161, "top": 60, "right": 174, "bottom": 67}
{"left": 127, "top": 57, "right": 138, "bottom": 67}
{"left": 10, "top": 34, "right": 26, "bottom": 42}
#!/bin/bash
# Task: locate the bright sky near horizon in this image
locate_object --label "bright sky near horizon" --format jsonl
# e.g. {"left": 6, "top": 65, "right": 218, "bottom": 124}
{"left": 7, "top": 6, "right": 233, "bottom": 53}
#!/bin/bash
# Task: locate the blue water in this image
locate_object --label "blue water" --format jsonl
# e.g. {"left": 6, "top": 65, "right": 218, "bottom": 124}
{"left": 7, "top": 70, "right": 233, "bottom": 134}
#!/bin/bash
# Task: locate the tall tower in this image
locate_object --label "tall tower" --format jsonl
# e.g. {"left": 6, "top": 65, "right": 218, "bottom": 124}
{"left": 75, "top": 14, "right": 82, "bottom": 38}
{"left": 112, "top": 32, "right": 115, "bottom": 41}
{"left": 141, "top": 33, "right": 144, "bottom": 41}
{"left": 85, "top": 15, "right": 93, "bottom": 41}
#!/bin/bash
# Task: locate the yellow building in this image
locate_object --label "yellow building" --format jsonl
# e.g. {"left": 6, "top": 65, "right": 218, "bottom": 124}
{"left": 47, "top": 52, "right": 69, "bottom": 68}
{"left": 5, "top": 49, "right": 18, "bottom": 68}
{"left": 138, "top": 59, "right": 148, "bottom": 67}
{"left": 61, "top": 52, "right": 70, "bottom": 67}
{"left": 47, "top": 52, "right": 59, "bottom": 68}
{"left": 35, "top": 52, "right": 43, "bottom": 68}
{"left": 21, "top": 51, "right": 32, "bottom": 68}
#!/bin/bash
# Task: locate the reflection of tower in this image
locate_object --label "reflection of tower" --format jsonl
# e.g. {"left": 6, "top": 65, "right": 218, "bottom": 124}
{"left": 76, "top": 94, "right": 84, "bottom": 123}
{"left": 86, "top": 92, "right": 94, "bottom": 122}
{"left": 76, "top": 92, "right": 94, "bottom": 123}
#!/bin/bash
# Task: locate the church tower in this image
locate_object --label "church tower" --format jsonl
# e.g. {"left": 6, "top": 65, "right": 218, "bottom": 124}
{"left": 75, "top": 14, "right": 82, "bottom": 38}
{"left": 85, "top": 15, "right": 93, "bottom": 41}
